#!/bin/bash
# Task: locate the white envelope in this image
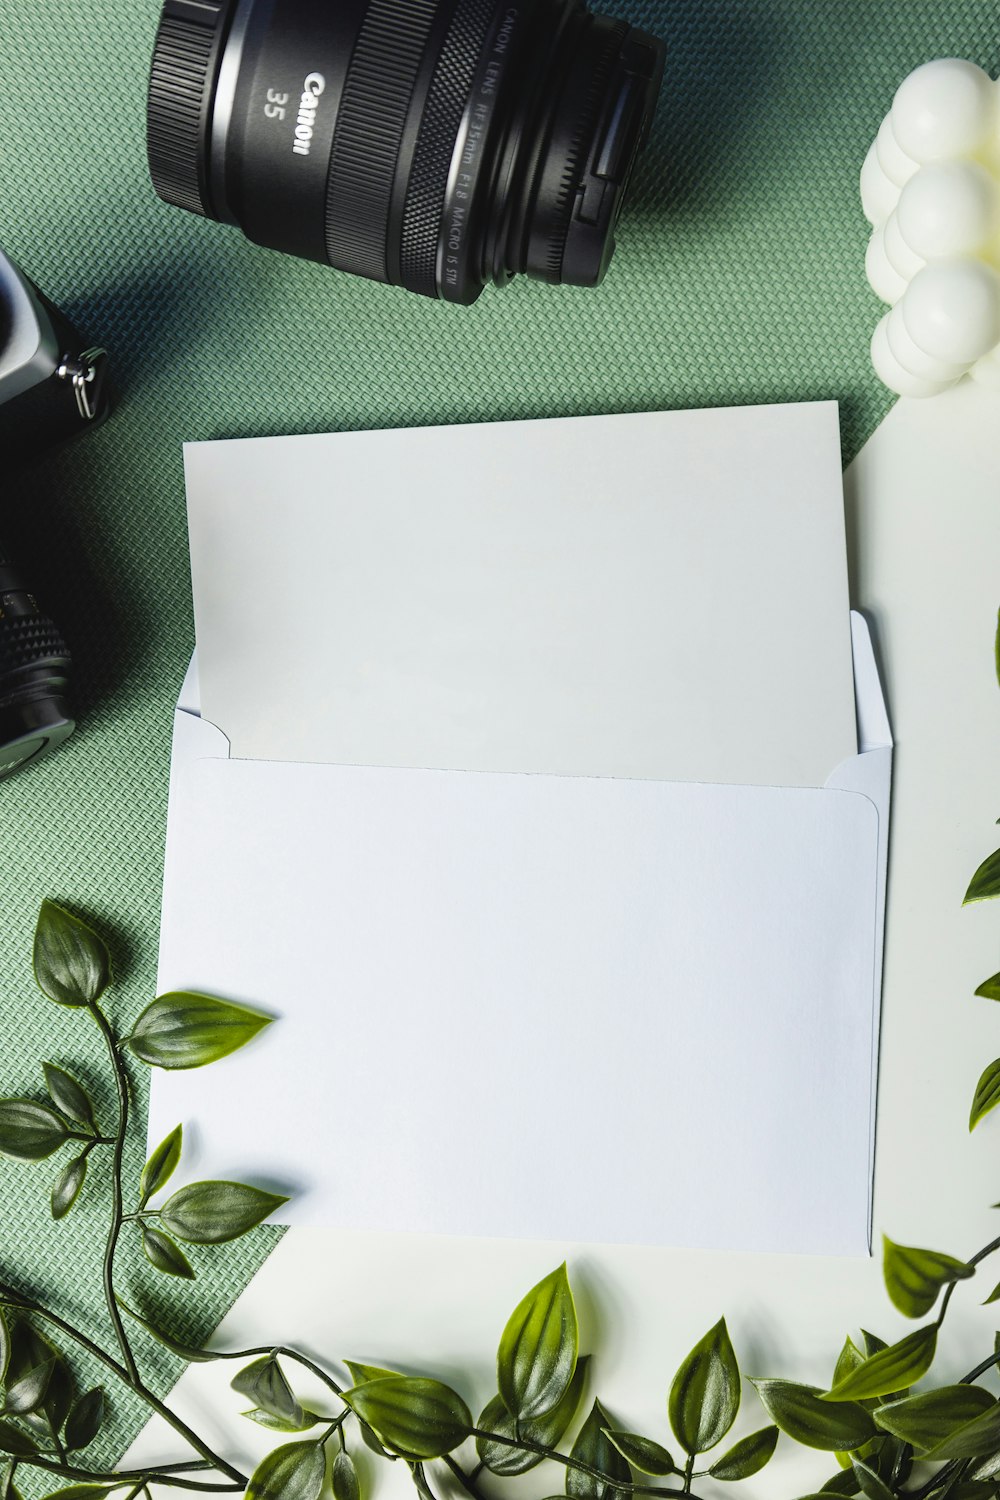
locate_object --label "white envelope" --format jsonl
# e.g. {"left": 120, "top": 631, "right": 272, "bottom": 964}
{"left": 152, "top": 609, "right": 890, "bottom": 1257}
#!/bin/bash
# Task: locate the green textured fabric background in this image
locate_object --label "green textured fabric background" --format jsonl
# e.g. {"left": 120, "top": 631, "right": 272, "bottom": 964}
{"left": 1, "top": 0, "right": 999, "bottom": 1472}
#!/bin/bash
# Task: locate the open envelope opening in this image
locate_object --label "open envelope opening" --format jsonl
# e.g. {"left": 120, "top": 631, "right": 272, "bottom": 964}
{"left": 153, "top": 405, "right": 892, "bottom": 1258}
{"left": 154, "top": 614, "right": 890, "bottom": 1257}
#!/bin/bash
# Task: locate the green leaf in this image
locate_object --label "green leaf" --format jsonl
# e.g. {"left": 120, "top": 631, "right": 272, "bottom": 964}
{"left": 603, "top": 1431, "right": 676, "bottom": 1477}
{"left": 4, "top": 1357, "right": 54, "bottom": 1415}
{"left": 920, "top": 1398, "right": 1000, "bottom": 1461}
{"left": 342, "top": 1366, "right": 403, "bottom": 1457}
{"left": 882, "top": 1236, "right": 974, "bottom": 1318}
{"left": 968, "top": 1448, "right": 1000, "bottom": 1483}
{"left": 344, "top": 1363, "right": 399, "bottom": 1385}
{"left": 116, "top": 1299, "right": 216, "bottom": 1361}
{"left": 0, "top": 1459, "right": 21, "bottom": 1500}
{"left": 497, "top": 1262, "right": 578, "bottom": 1421}
{"left": 140, "top": 1125, "right": 183, "bottom": 1204}
{"left": 821, "top": 1468, "right": 861, "bottom": 1494}
{"left": 31, "top": 1345, "right": 72, "bottom": 1432}
{"left": 974, "top": 973, "right": 1000, "bottom": 1001}
{"left": 860, "top": 1332, "right": 887, "bottom": 1358}
{"left": 245, "top": 1441, "right": 326, "bottom": 1500}
{"left": 141, "top": 1226, "right": 196, "bottom": 1279}
{"left": 51, "top": 1154, "right": 88, "bottom": 1220}
{"left": 6, "top": 1323, "right": 52, "bottom": 1384}
{"left": 668, "top": 1317, "right": 741, "bottom": 1455}
{"left": 823, "top": 1326, "right": 937, "bottom": 1402}
{"left": 983, "top": 1279, "right": 1000, "bottom": 1305}
{"left": 159, "top": 1180, "right": 287, "bottom": 1243}
{"left": 243, "top": 1409, "right": 322, "bottom": 1434}
{"left": 41, "top": 1065, "right": 95, "bottom": 1130}
{"left": 850, "top": 1459, "right": 893, "bottom": 1500}
{"left": 873, "top": 1385, "right": 993, "bottom": 1450}
{"left": 566, "top": 1399, "right": 630, "bottom": 1500}
{"left": 41, "top": 1487, "right": 117, "bottom": 1500}
{"left": 476, "top": 1357, "right": 589, "bottom": 1475}
{"left": 5, "top": 1325, "right": 65, "bottom": 1433}
{"left": 0, "top": 1101, "right": 68, "bottom": 1160}
{"left": 33, "top": 902, "right": 110, "bottom": 1007}
{"left": 970, "top": 1060, "right": 1000, "bottom": 1130}
{"left": 232, "top": 1357, "right": 303, "bottom": 1427}
{"left": 707, "top": 1426, "right": 779, "bottom": 1480}
{"left": 965, "top": 849, "right": 1000, "bottom": 904}
{"left": 832, "top": 1340, "right": 864, "bottom": 1388}
{"left": 0, "top": 1312, "right": 8, "bottom": 1384}
{"left": 64, "top": 1388, "right": 104, "bottom": 1450}
{"left": 752, "top": 1381, "right": 876, "bottom": 1452}
{"left": 126, "top": 993, "right": 272, "bottom": 1070}
{"left": 332, "top": 1452, "right": 360, "bottom": 1500}
{"left": 0, "top": 1423, "right": 36, "bottom": 1457}
{"left": 343, "top": 1376, "right": 471, "bottom": 1459}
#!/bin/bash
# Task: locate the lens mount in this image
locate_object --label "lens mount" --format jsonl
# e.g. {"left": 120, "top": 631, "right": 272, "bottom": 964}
{"left": 147, "top": 0, "right": 665, "bottom": 302}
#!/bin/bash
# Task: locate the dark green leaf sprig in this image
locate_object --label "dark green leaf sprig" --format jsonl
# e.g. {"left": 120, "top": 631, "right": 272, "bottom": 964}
{"left": 1, "top": 608, "right": 1000, "bottom": 1500}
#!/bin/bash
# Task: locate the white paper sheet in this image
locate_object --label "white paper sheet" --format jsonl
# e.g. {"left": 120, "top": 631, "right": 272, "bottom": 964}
{"left": 184, "top": 402, "right": 856, "bottom": 786}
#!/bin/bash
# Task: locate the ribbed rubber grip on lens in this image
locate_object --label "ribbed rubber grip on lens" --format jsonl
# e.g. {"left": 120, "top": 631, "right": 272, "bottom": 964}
{"left": 148, "top": 0, "right": 229, "bottom": 217}
{"left": 400, "top": 0, "right": 498, "bottom": 297}
{"left": 324, "top": 0, "right": 439, "bottom": 283}
{"left": 0, "top": 616, "right": 70, "bottom": 676}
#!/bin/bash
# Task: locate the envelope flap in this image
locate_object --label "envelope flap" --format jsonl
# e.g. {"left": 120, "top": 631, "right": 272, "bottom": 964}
{"left": 851, "top": 612, "right": 893, "bottom": 754}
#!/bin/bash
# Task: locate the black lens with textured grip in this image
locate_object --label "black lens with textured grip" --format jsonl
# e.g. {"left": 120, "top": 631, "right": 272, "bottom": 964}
{"left": 146, "top": 0, "right": 664, "bottom": 303}
{"left": 0, "top": 551, "right": 74, "bottom": 781}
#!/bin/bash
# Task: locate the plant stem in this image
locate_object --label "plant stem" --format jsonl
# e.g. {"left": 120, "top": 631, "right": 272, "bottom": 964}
{"left": 961, "top": 1349, "right": 1000, "bottom": 1383}
{"left": 937, "top": 1231, "right": 1000, "bottom": 1327}
{"left": 20, "top": 1456, "right": 243, "bottom": 1492}
{"left": 89, "top": 1001, "right": 140, "bottom": 1384}
{"left": 45, "top": 1409, "right": 67, "bottom": 1464}
{"left": 471, "top": 1429, "right": 692, "bottom": 1498}
{"left": 0, "top": 1295, "right": 247, "bottom": 1485}
{"left": 319, "top": 1410, "right": 352, "bottom": 1447}
{"left": 214, "top": 1344, "right": 345, "bottom": 1399}
{"left": 682, "top": 1454, "right": 694, "bottom": 1495}
{"left": 442, "top": 1456, "right": 486, "bottom": 1500}
{"left": 907, "top": 1459, "right": 963, "bottom": 1500}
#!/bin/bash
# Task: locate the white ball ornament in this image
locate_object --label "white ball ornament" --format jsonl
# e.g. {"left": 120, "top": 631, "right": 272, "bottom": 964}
{"left": 860, "top": 140, "right": 902, "bottom": 225}
{"left": 870, "top": 315, "right": 957, "bottom": 398}
{"left": 875, "top": 115, "right": 920, "bottom": 188}
{"left": 901, "top": 259, "right": 1000, "bottom": 366}
{"left": 885, "top": 303, "right": 967, "bottom": 383}
{"left": 890, "top": 58, "right": 995, "bottom": 162}
{"left": 882, "top": 211, "right": 927, "bottom": 279}
{"left": 866, "top": 227, "right": 909, "bottom": 304}
{"left": 862, "top": 58, "right": 1000, "bottom": 396}
{"left": 896, "top": 161, "right": 999, "bottom": 259}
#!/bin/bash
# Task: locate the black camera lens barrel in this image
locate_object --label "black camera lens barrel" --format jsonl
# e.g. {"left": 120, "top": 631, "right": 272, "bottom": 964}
{"left": 0, "top": 550, "right": 74, "bottom": 781}
{"left": 147, "top": 0, "right": 664, "bottom": 303}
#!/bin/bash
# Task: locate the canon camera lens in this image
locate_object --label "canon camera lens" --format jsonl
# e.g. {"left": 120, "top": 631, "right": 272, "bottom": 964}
{"left": 147, "top": 0, "right": 665, "bottom": 303}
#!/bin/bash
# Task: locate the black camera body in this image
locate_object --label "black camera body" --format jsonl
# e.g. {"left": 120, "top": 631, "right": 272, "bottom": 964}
{"left": 0, "top": 250, "right": 109, "bottom": 780}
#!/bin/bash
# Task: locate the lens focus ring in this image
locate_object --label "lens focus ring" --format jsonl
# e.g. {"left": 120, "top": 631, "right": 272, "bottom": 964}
{"left": 148, "top": 0, "right": 231, "bottom": 218}
{"left": 398, "top": 0, "right": 498, "bottom": 297}
{"left": 324, "top": 0, "right": 439, "bottom": 283}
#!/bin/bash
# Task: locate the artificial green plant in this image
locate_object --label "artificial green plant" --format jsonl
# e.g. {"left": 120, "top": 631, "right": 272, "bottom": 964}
{"left": 3, "top": 614, "right": 1000, "bottom": 1500}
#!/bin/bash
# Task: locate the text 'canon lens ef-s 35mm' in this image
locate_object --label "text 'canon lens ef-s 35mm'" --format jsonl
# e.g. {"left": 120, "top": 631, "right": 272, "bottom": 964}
{"left": 146, "top": 0, "right": 665, "bottom": 303}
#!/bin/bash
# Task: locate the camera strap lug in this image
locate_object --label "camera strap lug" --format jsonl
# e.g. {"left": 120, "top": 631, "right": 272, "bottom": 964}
{"left": 56, "top": 346, "right": 107, "bottom": 420}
